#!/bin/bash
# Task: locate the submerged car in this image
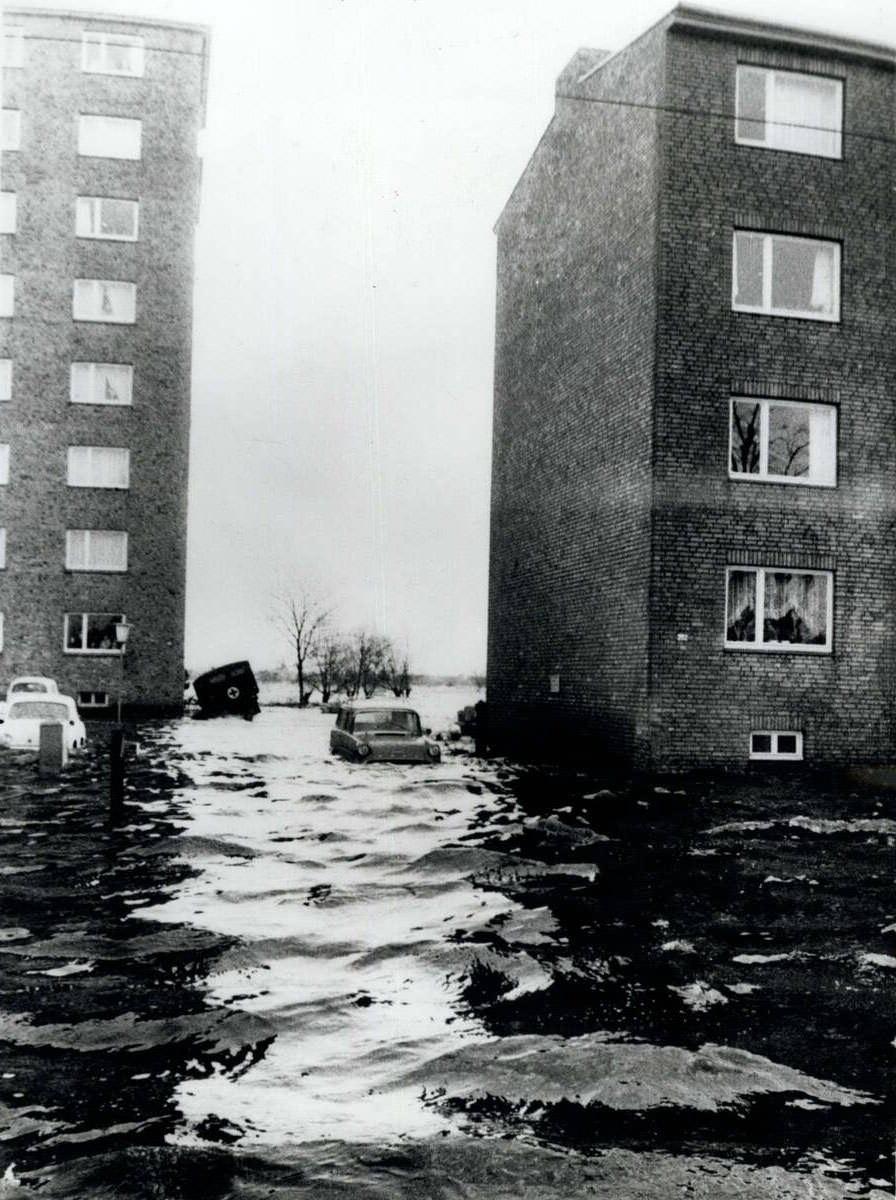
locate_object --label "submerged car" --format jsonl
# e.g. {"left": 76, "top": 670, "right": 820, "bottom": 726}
{"left": 0, "top": 694, "right": 87, "bottom": 752}
{"left": 192, "top": 661, "right": 260, "bottom": 720}
{"left": 330, "top": 702, "right": 441, "bottom": 764}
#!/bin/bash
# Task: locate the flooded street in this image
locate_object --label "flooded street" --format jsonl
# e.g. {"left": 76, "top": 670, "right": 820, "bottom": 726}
{"left": 0, "top": 692, "right": 893, "bottom": 1198}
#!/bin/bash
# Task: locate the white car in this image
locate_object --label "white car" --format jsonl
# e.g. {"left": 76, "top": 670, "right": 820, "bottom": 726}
{"left": 0, "top": 694, "right": 87, "bottom": 752}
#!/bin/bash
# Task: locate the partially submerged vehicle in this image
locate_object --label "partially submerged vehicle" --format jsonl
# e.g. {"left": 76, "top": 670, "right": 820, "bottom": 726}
{"left": 0, "top": 694, "right": 86, "bottom": 752}
{"left": 192, "top": 661, "right": 260, "bottom": 720}
{"left": 330, "top": 701, "right": 441, "bottom": 764}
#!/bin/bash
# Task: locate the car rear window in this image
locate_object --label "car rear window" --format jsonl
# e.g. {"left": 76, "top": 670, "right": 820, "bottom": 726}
{"left": 8, "top": 701, "right": 69, "bottom": 721}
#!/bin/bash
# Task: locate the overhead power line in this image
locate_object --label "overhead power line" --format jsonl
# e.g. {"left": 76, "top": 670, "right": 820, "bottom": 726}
{"left": 554, "top": 91, "right": 896, "bottom": 147}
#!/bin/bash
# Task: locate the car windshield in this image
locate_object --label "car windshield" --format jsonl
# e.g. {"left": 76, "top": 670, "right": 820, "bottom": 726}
{"left": 352, "top": 710, "right": 421, "bottom": 735}
{"left": 8, "top": 701, "right": 69, "bottom": 721}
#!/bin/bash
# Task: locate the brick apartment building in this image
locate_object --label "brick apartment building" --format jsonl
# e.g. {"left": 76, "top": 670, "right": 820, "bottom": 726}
{"left": 488, "top": 6, "right": 895, "bottom": 769}
{"left": 0, "top": 10, "right": 208, "bottom": 714}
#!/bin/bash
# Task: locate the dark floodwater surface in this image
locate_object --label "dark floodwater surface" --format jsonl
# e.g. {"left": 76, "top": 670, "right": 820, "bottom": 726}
{"left": 0, "top": 705, "right": 892, "bottom": 1198}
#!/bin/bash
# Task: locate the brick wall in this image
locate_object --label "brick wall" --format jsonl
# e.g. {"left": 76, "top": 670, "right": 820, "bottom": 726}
{"left": 0, "top": 12, "right": 206, "bottom": 712}
{"left": 488, "top": 26, "right": 667, "bottom": 763}
{"left": 651, "top": 29, "right": 896, "bottom": 767}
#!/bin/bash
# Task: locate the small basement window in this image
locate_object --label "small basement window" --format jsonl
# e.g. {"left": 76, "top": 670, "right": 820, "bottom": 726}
{"left": 750, "top": 731, "right": 803, "bottom": 760}
{"left": 77, "top": 690, "right": 111, "bottom": 708}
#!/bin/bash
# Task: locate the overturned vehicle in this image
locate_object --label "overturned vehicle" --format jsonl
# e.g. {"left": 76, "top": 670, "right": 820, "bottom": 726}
{"left": 192, "top": 661, "right": 260, "bottom": 720}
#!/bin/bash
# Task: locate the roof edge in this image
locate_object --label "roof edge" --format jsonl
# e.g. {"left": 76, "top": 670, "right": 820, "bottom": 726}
{"left": 670, "top": 5, "right": 895, "bottom": 67}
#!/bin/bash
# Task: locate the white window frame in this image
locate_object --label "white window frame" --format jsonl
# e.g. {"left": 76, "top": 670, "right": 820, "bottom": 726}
{"left": 67, "top": 446, "right": 130, "bottom": 490}
{"left": 0, "top": 529, "right": 5, "bottom": 569}
{"left": 750, "top": 731, "right": 804, "bottom": 761}
{"left": 0, "top": 360, "right": 11, "bottom": 401}
{"left": 77, "top": 690, "right": 111, "bottom": 708}
{"left": 75, "top": 196, "right": 139, "bottom": 242}
{"left": 65, "top": 530, "right": 128, "bottom": 573}
{"left": 735, "top": 66, "right": 842, "bottom": 159}
{"left": 0, "top": 275, "right": 13, "bottom": 318}
{"left": 0, "top": 193, "right": 16, "bottom": 235}
{"left": 2, "top": 26, "right": 24, "bottom": 68}
{"left": 725, "top": 566, "right": 833, "bottom": 654}
{"left": 732, "top": 231, "right": 840, "bottom": 323}
{"left": 64, "top": 613, "right": 125, "bottom": 655}
{"left": 1, "top": 109, "right": 21, "bottom": 151}
{"left": 728, "top": 397, "right": 837, "bottom": 488}
{"left": 70, "top": 363, "right": 133, "bottom": 407}
{"left": 73, "top": 280, "right": 136, "bottom": 325}
{"left": 81, "top": 31, "right": 145, "bottom": 77}
{"left": 0, "top": 444, "right": 8, "bottom": 485}
{"left": 77, "top": 115, "right": 142, "bottom": 161}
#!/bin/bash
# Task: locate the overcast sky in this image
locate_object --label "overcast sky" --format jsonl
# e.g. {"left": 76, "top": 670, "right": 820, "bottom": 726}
{"left": 10, "top": 0, "right": 893, "bottom": 674}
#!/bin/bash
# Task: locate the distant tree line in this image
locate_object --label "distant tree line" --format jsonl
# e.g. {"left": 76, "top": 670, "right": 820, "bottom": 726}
{"left": 274, "top": 592, "right": 412, "bottom": 707}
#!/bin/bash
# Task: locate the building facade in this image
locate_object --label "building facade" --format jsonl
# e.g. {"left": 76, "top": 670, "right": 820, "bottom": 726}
{"left": 488, "top": 7, "right": 895, "bottom": 769}
{"left": 0, "top": 10, "right": 208, "bottom": 714}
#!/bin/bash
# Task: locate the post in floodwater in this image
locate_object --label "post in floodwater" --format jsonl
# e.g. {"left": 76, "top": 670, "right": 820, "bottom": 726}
{"left": 109, "top": 726, "right": 126, "bottom": 820}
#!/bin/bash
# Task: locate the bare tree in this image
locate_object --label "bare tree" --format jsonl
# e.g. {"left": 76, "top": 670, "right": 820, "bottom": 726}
{"left": 384, "top": 643, "right": 411, "bottom": 697}
{"left": 310, "top": 631, "right": 350, "bottom": 704}
{"left": 273, "top": 592, "right": 330, "bottom": 707}
{"left": 343, "top": 630, "right": 391, "bottom": 699}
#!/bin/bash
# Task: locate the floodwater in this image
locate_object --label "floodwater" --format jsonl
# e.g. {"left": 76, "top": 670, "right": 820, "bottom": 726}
{"left": 0, "top": 690, "right": 893, "bottom": 1198}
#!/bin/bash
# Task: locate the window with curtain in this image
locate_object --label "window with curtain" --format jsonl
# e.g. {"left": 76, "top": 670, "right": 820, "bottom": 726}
{"left": 0, "top": 275, "right": 15, "bottom": 318}
{"left": 733, "top": 231, "right": 839, "bottom": 321}
{"left": 0, "top": 193, "right": 16, "bottom": 234}
{"left": 65, "top": 613, "right": 125, "bottom": 653}
{"left": 726, "top": 567, "right": 832, "bottom": 652}
{"left": 78, "top": 115, "right": 142, "bottom": 160}
{"left": 729, "top": 398, "right": 836, "bottom": 486}
{"left": 65, "top": 530, "right": 128, "bottom": 572}
{"left": 736, "top": 66, "right": 842, "bottom": 159}
{"left": 70, "top": 363, "right": 133, "bottom": 406}
{"left": 81, "top": 32, "right": 144, "bottom": 76}
{"left": 67, "top": 446, "right": 130, "bottom": 489}
{"left": 73, "top": 280, "right": 136, "bottom": 324}
{"left": 76, "top": 197, "right": 139, "bottom": 241}
{"left": 1, "top": 110, "right": 20, "bottom": 151}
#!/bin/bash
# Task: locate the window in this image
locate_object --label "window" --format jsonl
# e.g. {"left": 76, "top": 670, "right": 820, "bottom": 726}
{"left": 733, "top": 231, "right": 839, "bottom": 322}
{"left": 726, "top": 567, "right": 832, "bottom": 653}
{"left": 65, "top": 530, "right": 128, "bottom": 572}
{"left": 0, "top": 529, "right": 5, "bottom": 568}
{"left": 77, "top": 115, "right": 142, "bottom": 160}
{"left": 0, "top": 444, "right": 8, "bottom": 485}
{"left": 1, "top": 110, "right": 21, "bottom": 151}
{"left": 736, "top": 66, "right": 842, "bottom": 159}
{"left": 750, "top": 731, "right": 804, "bottom": 761}
{"left": 0, "top": 614, "right": 4, "bottom": 652}
{"left": 0, "top": 360, "right": 11, "bottom": 401}
{"left": 78, "top": 690, "right": 111, "bottom": 708}
{"left": 73, "top": 280, "right": 136, "bottom": 324}
{"left": 67, "top": 446, "right": 130, "bottom": 489}
{"left": 82, "top": 32, "right": 144, "bottom": 76}
{"left": 2, "top": 26, "right": 24, "bottom": 68}
{"left": 70, "top": 363, "right": 133, "bottom": 406}
{"left": 65, "top": 613, "right": 125, "bottom": 654}
{"left": 0, "top": 193, "right": 16, "bottom": 234}
{"left": 729, "top": 398, "right": 836, "bottom": 487}
{"left": 733, "top": 231, "right": 839, "bottom": 321}
{"left": 76, "top": 197, "right": 139, "bottom": 241}
{"left": 0, "top": 276, "right": 13, "bottom": 317}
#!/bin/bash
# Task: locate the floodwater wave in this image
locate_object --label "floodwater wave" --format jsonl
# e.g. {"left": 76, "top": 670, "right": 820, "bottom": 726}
{"left": 0, "top": 696, "right": 892, "bottom": 1197}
